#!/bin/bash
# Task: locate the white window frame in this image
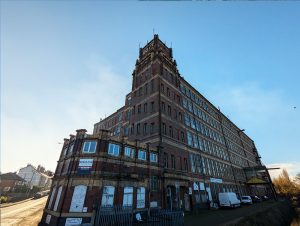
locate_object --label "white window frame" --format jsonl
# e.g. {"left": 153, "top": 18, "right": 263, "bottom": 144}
{"left": 82, "top": 141, "right": 97, "bottom": 153}
{"left": 150, "top": 153, "right": 157, "bottom": 163}
{"left": 123, "top": 187, "right": 133, "bottom": 207}
{"left": 138, "top": 150, "right": 146, "bottom": 161}
{"left": 101, "top": 186, "right": 115, "bottom": 207}
{"left": 108, "top": 143, "right": 120, "bottom": 156}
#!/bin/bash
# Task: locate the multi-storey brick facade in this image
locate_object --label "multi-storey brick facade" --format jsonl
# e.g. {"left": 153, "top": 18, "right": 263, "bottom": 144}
{"left": 39, "top": 35, "right": 274, "bottom": 226}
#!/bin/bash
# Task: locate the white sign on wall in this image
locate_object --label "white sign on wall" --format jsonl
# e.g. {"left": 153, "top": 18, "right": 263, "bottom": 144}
{"left": 79, "top": 159, "right": 93, "bottom": 167}
{"left": 45, "top": 214, "right": 51, "bottom": 224}
{"left": 65, "top": 218, "right": 82, "bottom": 226}
{"left": 210, "top": 178, "right": 223, "bottom": 184}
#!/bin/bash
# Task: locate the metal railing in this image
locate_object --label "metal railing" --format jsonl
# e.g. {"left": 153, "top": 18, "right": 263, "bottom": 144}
{"left": 93, "top": 205, "right": 184, "bottom": 226}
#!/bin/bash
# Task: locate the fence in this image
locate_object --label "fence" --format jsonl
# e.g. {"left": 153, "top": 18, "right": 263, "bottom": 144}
{"left": 94, "top": 205, "right": 184, "bottom": 226}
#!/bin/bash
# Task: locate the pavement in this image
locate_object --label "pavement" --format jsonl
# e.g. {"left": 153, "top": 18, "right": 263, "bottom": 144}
{"left": 0, "top": 196, "right": 47, "bottom": 226}
{"left": 185, "top": 200, "right": 278, "bottom": 226}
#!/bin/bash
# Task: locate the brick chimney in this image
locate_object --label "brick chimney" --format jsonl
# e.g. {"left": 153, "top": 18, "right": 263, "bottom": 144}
{"left": 76, "top": 129, "right": 87, "bottom": 138}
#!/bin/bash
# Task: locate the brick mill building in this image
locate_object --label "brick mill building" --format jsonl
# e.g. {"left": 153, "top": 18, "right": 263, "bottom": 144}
{"left": 39, "top": 35, "right": 275, "bottom": 226}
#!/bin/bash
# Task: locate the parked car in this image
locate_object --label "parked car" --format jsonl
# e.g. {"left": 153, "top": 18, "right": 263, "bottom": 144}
{"left": 218, "top": 192, "right": 241, "bottom": 208}
{"left": 241, "top": 196, "right": 253, "bottom": 205}
{"left": 251, "top": 195, "right": 261, "bottom": 203}
{"left": 261, "top": 195, "right": 269, "bottom": 201}
{"left": 34, "top": 190, "right": 50, "bottom": 199}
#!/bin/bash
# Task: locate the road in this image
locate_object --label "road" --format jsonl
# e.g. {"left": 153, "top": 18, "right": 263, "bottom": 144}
{"left": 0, "top": 196, "right": 47, "bottom": 226}
{"left": 185, "top": 200, "right": 278, "bottom": 226}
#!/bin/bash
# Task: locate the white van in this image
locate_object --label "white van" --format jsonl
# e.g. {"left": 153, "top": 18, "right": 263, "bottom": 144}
{"left": 218, "top": 192, "right": 241, "bottom": 208}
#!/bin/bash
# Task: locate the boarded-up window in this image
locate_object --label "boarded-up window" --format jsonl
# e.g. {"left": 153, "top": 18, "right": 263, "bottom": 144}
{"left": 48, "top": 186, "right": 57, "bottom": 209}
{"left": 69, "top": 185, "right": 87, "bottom": 212}
{"left": 136, "top": 187, "right": 145, "bottom": 208}
{"left": 101, "top": 186, "right": 115, "bottom": 207}
{"left": 53, "top": 186, "right": 63, "bottom": 211}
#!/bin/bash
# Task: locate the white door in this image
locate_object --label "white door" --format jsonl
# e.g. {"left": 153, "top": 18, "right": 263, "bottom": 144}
{"left": 69, "top": 185, "right": 87, "bottom": 212}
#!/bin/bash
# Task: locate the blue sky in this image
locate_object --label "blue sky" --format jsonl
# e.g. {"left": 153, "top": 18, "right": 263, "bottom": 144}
{"left": 1, "top": 1, "right": 300, "bottom": 177}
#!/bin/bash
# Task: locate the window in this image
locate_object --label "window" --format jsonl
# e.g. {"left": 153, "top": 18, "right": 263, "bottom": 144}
{"left": 168, "top": 106, "right": 171, "bottom": 116}
{"left": 136, "top": 187, "right": 145, "bottom": 208}
{"left": 187, "top": 131, "right": 193, "bottom": 146}
{"left": 161, "top": 102, "right": 165, "bottom": 112}
{"left": 62, "top": 159, "right": 70, "bottom": 174}
{"left": 181, "top": 131, "right": 185, "bottom": 142}
{"left": 150, "top": 153, "right": 158, "bottom": 163}
{"left": 123, "top": 187, "right": 133, "bottom": 207}
{"left": 137, "top": 123, "right": 140, "bottom": 134}
{"left": 53, "top": 186, "right": 63, "bottom": 211}
{"left": 151, "top": 176, "right": 158, "bottom": 191}
{"left": 184, "top": 158, "right": 188, "bottom": 171}
{"left": 131, "top": 123, "right": 134, "bottom": 135}
{"left": 167, "top": 87, "right": 170, "bottom": 96}
{"left": 144, "top": 103, "right": 147, "bottom": 113}
{"left": 101, "top": 186, "right": 115, "bottom": 207}
{"left": 70, "top": 185, "right": 87, "bottom": 212}
{"left": 150, "top": 123, "right": 154, "bottom": 134}
{"left": 82, "top": 141, "right": 97, "bottom": 153}
{"left": 151, "top": 101, "right": 155, "bottom": 112}
{"left": 125, "top": 146, "right": 135, "bottom": 158}
{"left": 151, "top": 79, "right": 154, "bottom": 92}
{"left": 162, "top": 123, "right": 166, "bottom": 134}
{"left": 68, "top": 143, "right": 74, "bottom": 155}
{"left": 143, "top": 123, "right": 147, "bottom": 135}
{"left": 138, "top": 105, "right": 141, "bottom": 114}
{"left": 138, "top": 149, "right": 146, "bottom": 161}
{"left": 144, "top": 83, "right": 148, "bottom": 95}
{"left": 48, "top": 186, "right": 57, "bottom": 209}
{"left": 161, "top": 83, "right": 165, "bottom": 93}
{"left": 169, "top": 126, "right": 173, "bottom": 138}
{"left": 171, "top": 155, "right": 175, "bottom": 169}
{"left": 164, "top": 153, "right": 168, "bottom": 168}
{"left": 108, "top": 143, "right": 120, "bottom": 156}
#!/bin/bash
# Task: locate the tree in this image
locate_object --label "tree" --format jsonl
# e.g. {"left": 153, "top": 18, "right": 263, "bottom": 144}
{"left": 272, "top": 169, "right": 300, "bottom": 197}
{"left": 294, "top": 172, "right": 300, "bottom": 184}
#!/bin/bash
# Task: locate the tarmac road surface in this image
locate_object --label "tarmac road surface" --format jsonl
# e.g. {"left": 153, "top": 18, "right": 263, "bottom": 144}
{"left": 0, "top": 196, "right": 47, "bottom": 226}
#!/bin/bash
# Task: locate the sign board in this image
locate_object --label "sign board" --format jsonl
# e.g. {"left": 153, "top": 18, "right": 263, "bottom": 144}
{"left": 45, "top": 214, "right": 51, "bottom": 224}
{"left": 65, "top": 218, "right": 82, "bottom": 226}
{"left": 210, "top": 178, "right": 223, "bottom": 183}
{"left": 150, "top": 201, "right": 158, "bottom": 208}
{"left": 78, "top": 159, "right": 93, "bottom": 174}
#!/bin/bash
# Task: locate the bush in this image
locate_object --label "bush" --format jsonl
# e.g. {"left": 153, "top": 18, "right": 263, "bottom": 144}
{"left": 0, "top": 196, "right": 8, "bottom": 203}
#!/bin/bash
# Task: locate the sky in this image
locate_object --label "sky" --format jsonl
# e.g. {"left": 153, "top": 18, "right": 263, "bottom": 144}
{"left": 1, "top": 1, "right": 300, "bottom": 178}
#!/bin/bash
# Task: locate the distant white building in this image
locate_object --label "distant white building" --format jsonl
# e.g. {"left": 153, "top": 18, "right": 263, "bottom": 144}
{"left": 17, "top": 164, "right": 52, "bottom": 189}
